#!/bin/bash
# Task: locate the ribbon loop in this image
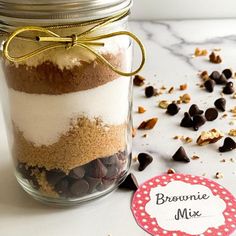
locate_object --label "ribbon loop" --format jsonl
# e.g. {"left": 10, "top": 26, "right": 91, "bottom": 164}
{"left": 3, "top": 11, "right": 146, "bottom": 77}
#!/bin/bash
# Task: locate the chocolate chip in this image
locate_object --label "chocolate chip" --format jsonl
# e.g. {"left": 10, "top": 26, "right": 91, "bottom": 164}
{"left": 223, "top": 82, "right": 235, "bottom": 94}
{"left": 97, "top": 179, "right": 115, "bottom": 191}
{"left": 105, "top": 166, "right": 120, "bottom": 179}
{"left": 172, "top": 146, "right": 190, "bottom": 163}
{"left": 205, "top": 108, "right": 218, "bottom": 121}
{"left": 189, "top": 104, "right": 203, "bottom": 116}
{"left": 216, "top": 74, "right": 228, "bottom": 85}
{"left": 101, "top": 155, "right": 118, "bottom": 166}
{"left": 54, "top": 178, "right": 70, "bottom": 196}
{"left": 86, "top": 159, "right": 108, "bottom": 178}
{"left": 17, "top": 163, "right": 32, "bottom": 179}
{"left": 192, "top": 115, "right": 206, "bottom": 131}
{"left": 137, "top": 153, "right": 153, "bottom": 171}
{"left": 166, "top": 103, "right": 180, "bottom": 116}
{"left": 222, "top": 69, "right": 232, "bottom": 79}
{"left": 214, "top": 98, "right": 226, "bottom": 112}
{"left": 210, "top": 71, "right": 221, "bottom": 81}
{"left": 219, "top": 137, "right": 236, "bottom": 152}
{"left": 46, "top": 169, "right": 66, "bottom": 186}
{"left": 180, "top": 112, "right": 193, "bottom": 128}
{"left": 69, "top": 166, "right": 85, "bottom": 179}
{"left": 119, "top": 173, "right": 138, "bottom": 191}
{"left": 86, "top": 177, "right": 101, "bottom": 193}
{"left": 69, "top": 179, "right": 89, "bottom": 197}
{"left": 204, "top": 79, "right": 215, "bottom": 92}
{"left": 133, "top": 75, "right": 145, "bottom": 86}
{"left": 145, "top": 86, "right": 155, "bottom": 98}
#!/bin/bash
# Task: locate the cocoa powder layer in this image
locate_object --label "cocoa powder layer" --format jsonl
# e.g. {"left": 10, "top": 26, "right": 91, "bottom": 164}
{"left": 13, "top": 117, "right": 127, "bottom": 172}
{"left": 3, "top": 52, "right": 127, "bottom": 95}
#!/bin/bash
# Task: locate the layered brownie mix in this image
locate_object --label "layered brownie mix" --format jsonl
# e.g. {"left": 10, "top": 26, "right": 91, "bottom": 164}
{"left": 2, "top": 28, "right": 132, "bottom": 198}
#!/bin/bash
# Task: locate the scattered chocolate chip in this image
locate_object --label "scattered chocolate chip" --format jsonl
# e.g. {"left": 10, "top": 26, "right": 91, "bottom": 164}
{"left": 214, "top": 98, "right": 226, "bottom": 112}
{"left": 205, "top": 108, "right": 218, "bottom": 121}
{"left": 216, "top": 74, "right": 228, "bottom": 85}
{"left": 46, "top": 169, "right": 66, "bottom": 186}
{"left": 69, "top": 166, "right": 85, "bottom": 179}
{"left": 137, "top": 153, "right": 153, "bottom": 171}
{"left": 209, "top": 71, "right": 221, "bottom": 81}
{"left": 223, "top": 82, "right": 235, "bottom": 94}
{"left": 145, "top": 86, "right": 155, "bottom": 98}
{"left": 192, "top": 115, "right": 206, "bottom": 131}
{"left": 133, "top": 75, "right": 145, "bottom": 86}
{"left": 204, "top": 79, "right": 215, "bottom": 92}
{"left": 172, "top": 146, "right": 190, "bottom": 163}
{"left": 189, "top": 104, "right": 204, "bottom": 116}
{"left": 119, "top": 173, "right": 138, "bottom": 191}
{"left": 222, "top": 68, "right": 232, "bottom": 79}
{"left": 219, "top": 137, "right": 236, "bottom": 152}
{"left": 180, "top": 112, "right": 193, "bottom": 128}
{"left": 69, "top": 179, "right": 89, "bottom": 197}
{"left": 166, "top": 103, "right": 180, "bottom": 116}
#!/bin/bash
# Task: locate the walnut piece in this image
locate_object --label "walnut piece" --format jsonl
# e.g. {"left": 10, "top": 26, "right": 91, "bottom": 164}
{"left": 179, "top": 93, "right": 191, "bottom": 104}
{"left": 138, "top": 118, "right": 158, "bottom": 130}
{"left": 158, "top": 100, "right": 170, "bottom": 109}
{"left": 138, "top": 106, "right": 146, "bottom": 114}
{"left": 197, "top": 129, "right": 224, "bottom": 146}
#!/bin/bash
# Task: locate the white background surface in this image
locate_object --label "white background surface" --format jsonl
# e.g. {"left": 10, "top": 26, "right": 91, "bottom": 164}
{"left": 1, "top": 19, "right": 236, "bottom": 235}
{"left": 132, "top": 0, "right": 236, "bottom": 19}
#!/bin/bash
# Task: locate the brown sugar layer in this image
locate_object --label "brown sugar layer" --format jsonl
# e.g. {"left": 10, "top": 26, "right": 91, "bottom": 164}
{"left": 3, "top": 52, "right": 127, "bottom": 95}
{"left": 13, "top": 117, "right": 127, "bottom": 173}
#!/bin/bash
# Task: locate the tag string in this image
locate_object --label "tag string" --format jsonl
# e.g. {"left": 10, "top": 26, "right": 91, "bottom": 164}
{"left": 3, "top": 10, "right": 146, "bottom": 77}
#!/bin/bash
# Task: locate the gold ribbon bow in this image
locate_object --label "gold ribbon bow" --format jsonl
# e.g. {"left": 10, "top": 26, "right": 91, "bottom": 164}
{"left": 3, "top": 11, "right": 146, "bottom": 77}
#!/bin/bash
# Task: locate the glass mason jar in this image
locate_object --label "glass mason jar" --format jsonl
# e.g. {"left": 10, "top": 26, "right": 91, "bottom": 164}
{"left": 0, "top": 0, "right": 144, "bottom": 205}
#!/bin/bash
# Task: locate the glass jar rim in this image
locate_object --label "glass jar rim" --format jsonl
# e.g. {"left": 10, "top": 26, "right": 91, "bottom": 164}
{"left": 0, "top": 0, "right": 132, "bottom": 28}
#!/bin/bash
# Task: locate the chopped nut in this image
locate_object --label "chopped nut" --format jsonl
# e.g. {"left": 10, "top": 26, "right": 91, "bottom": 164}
{"left": 233, "top": 93, "right": 236, "bottom": 99}
{"left": 168, "top": 86, "right": 175, "bottom": 94}
{"left": 161, "top": 86, "right": 167, "bottom": 90}
{"left": 176, "top": 100, "right": 182, "bottom": 104}
{"left": 230, "top": 106, "right": 236, "bottom": 114}
{"left": 179, "top": 84, "right": 188, "bottom": 91}
{"left": 209, "top": 52, "right": 222, "bottom": 64}
{"left": 173, "top": 135, "right": 181, "bottom": 140}
{"left": 138, "top": 118, "right": 158, "bottom": 130}
{"left": 220, "top": 159, "right": 226, "bottom": 163}
{"left": 197, "top": 129, "right": 224, "bottom": 146}
{"left": 138, "top": 106, "right": 146, "bottom": 114}
{"left": 142, "top": 133, "right": 148, "bottom": 138}
{"left": 222, "top": 113, "right": 228, "bottom": 118}
{"left": 133, "top": 75, "right": 145, "bottom": 86}
{"left": 215, "top": 172, "right": 223, "bottom": 179}
{"left": 132, "top": 127, "right": 137, "bottom": 138}
{"left": 132, "top": 156, "right": 138, "bottom": 162}
{"left": 179, "top": 93, "right": 191, "bottom": 104}
{"left": 158, "top": 100, "right": 170, "bottom": 109}
{"left": 194, "top": 48, "right": 208, "bottom": 57}
{"left": 229, "top": 129, "right": 236, "bottom": 137}
{"left": 230, "top": 158, "right": 235, "bottom": 163}
{"left": 167, "top": 168, "right": 176, "bottom": 174}
{"left": 200, "top": 71, "right": 209, "bottom": 81}
{"left": 192, "top": 155, "right": 200, "bottom": 160}
{"left": 185, "top": 137, "right": 193, "bottom": 143}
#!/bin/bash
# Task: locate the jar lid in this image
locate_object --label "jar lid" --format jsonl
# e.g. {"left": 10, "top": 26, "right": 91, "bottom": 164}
{"left": 0, "top": 0, "right": 132, "bottom": 25}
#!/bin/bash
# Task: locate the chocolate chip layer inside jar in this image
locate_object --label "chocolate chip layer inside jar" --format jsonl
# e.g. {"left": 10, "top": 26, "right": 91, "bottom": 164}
{"left": 1, "top": 26, "right": 133, "bottom": 202}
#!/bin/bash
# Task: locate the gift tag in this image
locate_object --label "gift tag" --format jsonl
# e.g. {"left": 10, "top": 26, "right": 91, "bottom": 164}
{"left": 132, "top": 174, "right": 236, "bottom": 236}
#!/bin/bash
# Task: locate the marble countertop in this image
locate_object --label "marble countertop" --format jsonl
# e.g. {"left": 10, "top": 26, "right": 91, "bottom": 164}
{"left": 0, "top": 20, "right": 236, "bottom": 236}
